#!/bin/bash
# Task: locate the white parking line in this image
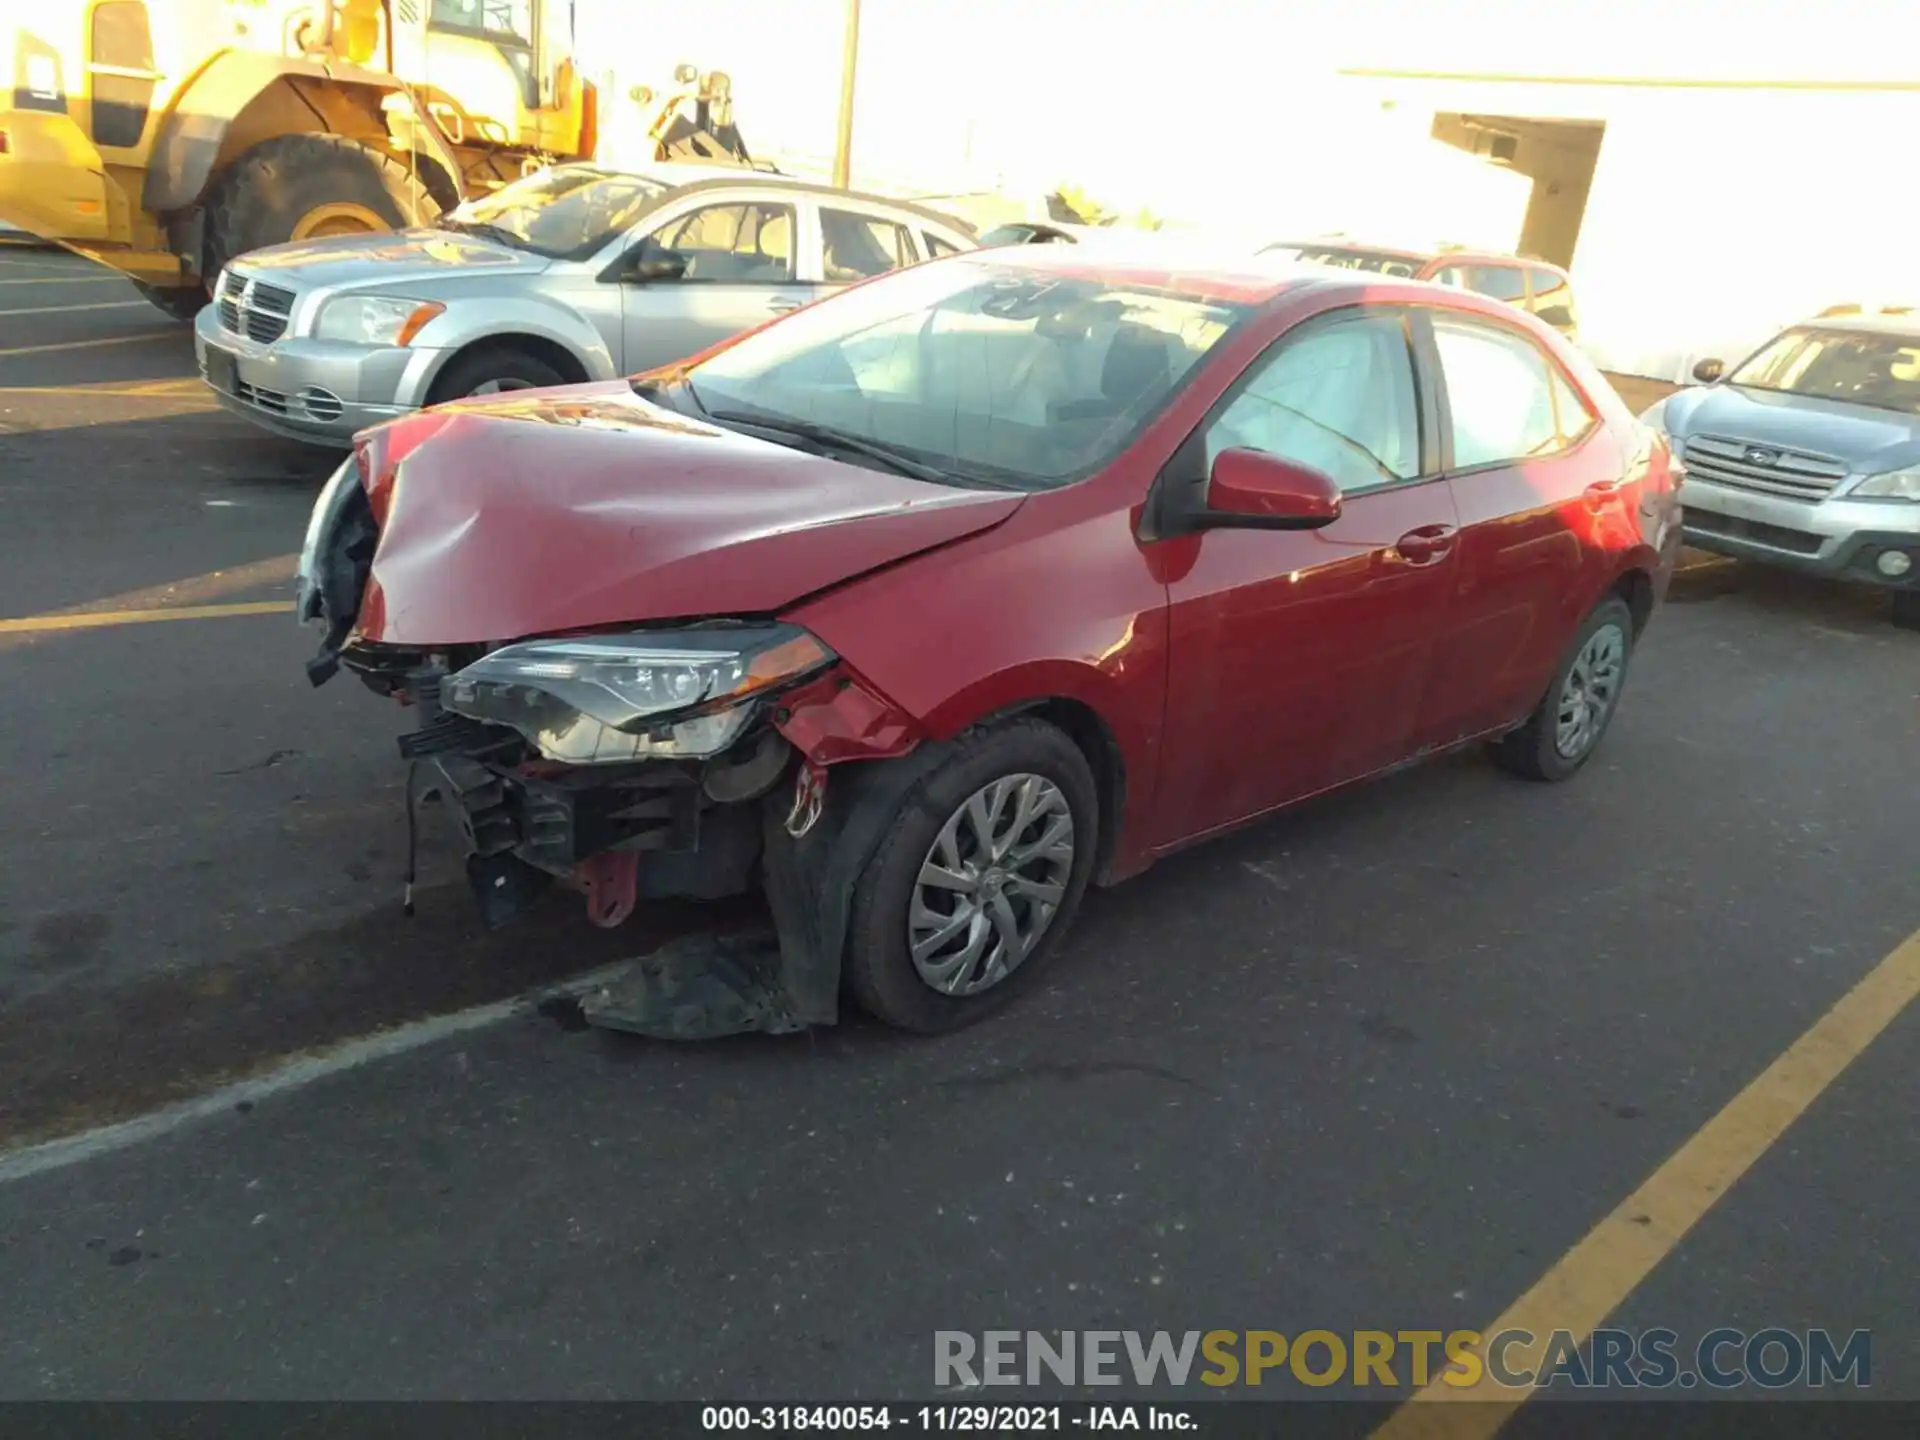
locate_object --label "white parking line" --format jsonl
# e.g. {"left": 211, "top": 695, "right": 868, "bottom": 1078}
{"left": 0, "top": 331, "right": 177, "bottom": 359}
{"left": 0, "top": 958, "right": 640, "bottom": 1185}
{"left": 0, "top": 300, "right": 147, "bottom": 316}
{"left": 0, "top": 274, "right": 124, "bottom": 286}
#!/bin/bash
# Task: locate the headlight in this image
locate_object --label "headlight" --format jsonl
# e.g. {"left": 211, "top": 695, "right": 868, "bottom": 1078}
{"left": 443, "top": 624, "right": 836, "bottom": 764}
{"left": 314, "top": 295, "right": 445, "bottom": 346}
{"left": 295, "top": 454, "right": 362, "bottom": 625}
{"left": 1851, "top": 467, "right": 1920, "bottom": 501}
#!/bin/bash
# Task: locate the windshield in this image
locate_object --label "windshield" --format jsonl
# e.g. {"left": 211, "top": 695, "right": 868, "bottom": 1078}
{"left": 1729, "top": 327, "right": 1920, "bottom": 415}
{"left": 1264, "top": 245, "right": 1424, "bottom": 278}
{"left": 684, "top": 262, "right": 1247, "bottom": 489}
{"left": 446, "top": 168, "right": 669, "bottom": 260}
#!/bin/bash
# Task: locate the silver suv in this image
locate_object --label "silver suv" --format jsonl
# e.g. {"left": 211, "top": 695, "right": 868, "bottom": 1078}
{"left": 194, "top": 164, "right": 975, "bottom": 446}
{"left": 1643, "top": 312, "right": 1920, "bottom": 628}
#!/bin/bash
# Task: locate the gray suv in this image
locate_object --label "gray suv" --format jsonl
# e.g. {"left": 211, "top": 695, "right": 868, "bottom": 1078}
{"left": 1643, "top": 312, "right": 1920, "bottom": 628}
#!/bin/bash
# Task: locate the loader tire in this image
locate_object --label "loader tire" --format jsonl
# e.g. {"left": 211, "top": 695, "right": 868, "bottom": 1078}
{"left": 202, "top": 134, "right": 438, "bottom": 280}
{"left": 133, "top": 280, "right": 209, "bottom": 322}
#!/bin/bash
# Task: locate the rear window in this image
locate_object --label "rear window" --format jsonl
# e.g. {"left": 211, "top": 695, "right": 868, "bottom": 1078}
{"left": 1279, "top": 246, "right": 1424, "bottom": 279}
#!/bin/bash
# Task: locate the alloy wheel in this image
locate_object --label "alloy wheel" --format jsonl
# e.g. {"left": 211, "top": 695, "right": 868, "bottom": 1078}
{"left": 1555, "top": 622, "right": 1626, "bottom": 760}
{"left": 908, "top": 773, "right": 1075, "bottom": 996}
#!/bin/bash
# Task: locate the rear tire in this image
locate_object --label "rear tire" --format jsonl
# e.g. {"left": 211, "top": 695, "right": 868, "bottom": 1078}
{"left": 1489, "top": 596, "right": 1635, "bottom": 782}
{"left": 426, "top": 346, "right": 569, "bottom": 403}
{"left": 1892, "top": 589, "right": 1920, "bottom": 632}
{"left": 202, "top": 134, "right": 437, "bottom": 280}
{"left": 843, "top": 719, "right": 1099, "bottom": 1034}
{"left": 133, "top": 280, "right": 208, "bottom": 322}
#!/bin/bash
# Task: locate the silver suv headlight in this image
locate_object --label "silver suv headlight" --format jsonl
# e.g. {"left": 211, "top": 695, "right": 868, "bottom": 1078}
{"left": 315, "top": 295, "right": 445, "bottom": 346}
{"left": 443, "top": 624, "right": 836, "bottom": 764}
{"left": 1850, "top": 467, "right": 1920, "bottom": 502}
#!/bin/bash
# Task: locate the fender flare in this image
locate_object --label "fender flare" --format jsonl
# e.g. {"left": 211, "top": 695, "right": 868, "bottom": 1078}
{"left": 397, "top": 298, "right": 618, "bottom": 406}
{"left": 143, "top": 51, "right": 463, "bottom": 215}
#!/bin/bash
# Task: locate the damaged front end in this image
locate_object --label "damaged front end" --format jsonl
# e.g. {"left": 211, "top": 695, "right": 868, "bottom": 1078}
{"left": 295, "top": 450, "right": 932, "bottom": 1040}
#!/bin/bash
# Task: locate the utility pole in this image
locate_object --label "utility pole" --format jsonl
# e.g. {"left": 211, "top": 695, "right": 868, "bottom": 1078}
{"left": 832, "top": 0, "right": 861, "bottom": 188}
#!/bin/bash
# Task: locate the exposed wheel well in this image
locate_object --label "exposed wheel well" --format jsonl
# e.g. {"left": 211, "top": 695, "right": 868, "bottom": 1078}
{"left": 999, "top": 698, "right": 1127, "bottom": 886}
{"left": 426, "top": 335, "right": 590, "bottom": 403}
{"left": 1612, "top": 567, "right": 1655, "bottom": 637}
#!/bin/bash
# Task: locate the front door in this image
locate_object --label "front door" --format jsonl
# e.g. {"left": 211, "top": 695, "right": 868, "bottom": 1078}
{"left": 1154, "top": 308, "right": 1462, "bottom": 847}
{"left": 618, "top": 197, "right": 813, "bottom": 371}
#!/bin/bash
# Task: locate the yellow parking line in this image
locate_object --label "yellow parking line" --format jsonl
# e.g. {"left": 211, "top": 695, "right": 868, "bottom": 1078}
{"left": 0, "top": 601, "right": 289, "bottom": 634}
{"left": 0, "top": 554, "right": 295, "bottom": 655}
{"left": 0, "top": 300, "right": 148, "bottom": 316}
{"left": 0, "top": 331, "right": 177, "bottom": 359}
{"left": 1372, "top": 922, "right": 1920, "bottom": 1439}
{"left": 0, "top": 379, "right": 208, "bottom": 398}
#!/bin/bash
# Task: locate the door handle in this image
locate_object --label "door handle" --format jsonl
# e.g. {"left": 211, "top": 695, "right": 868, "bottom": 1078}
{"left": 1394, "top": 524, "right": 1457, "bottom": 564}
{"left": 767, "top": 298, "right": 803, "bottom": 314}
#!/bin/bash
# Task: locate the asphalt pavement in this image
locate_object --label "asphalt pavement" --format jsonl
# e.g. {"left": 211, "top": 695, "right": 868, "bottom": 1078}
{"left": 0, "top": 247, "right": 1915, "bottom": 1416}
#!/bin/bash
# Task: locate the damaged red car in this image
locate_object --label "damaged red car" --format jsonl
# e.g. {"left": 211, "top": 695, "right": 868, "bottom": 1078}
{"left": 297, "top": 245, "right": 1682, "bottom": 1039}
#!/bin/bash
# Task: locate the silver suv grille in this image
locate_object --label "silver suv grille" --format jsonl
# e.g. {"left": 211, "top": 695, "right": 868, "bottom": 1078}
{"left": 1679, "top": 434, "right": 1849, "bottom": 502}
{"left": 217, "top": 270, "right": 297, "bottom": 345}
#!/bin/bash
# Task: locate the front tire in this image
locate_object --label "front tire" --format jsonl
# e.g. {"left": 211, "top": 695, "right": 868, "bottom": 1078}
{"left": 1489, "top": 595, "right": 1635, "bottom": 782}
{"left": 426, "top": 346, "right": 569, "bottom": 403}
{"left": 844, "top": 719, "right": 1099, "bottom": 1034}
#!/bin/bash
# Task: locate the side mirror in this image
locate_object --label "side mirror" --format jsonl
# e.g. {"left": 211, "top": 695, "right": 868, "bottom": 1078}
{"left": 1692, "top": 357, "right": 1725, "bottom": 384}
{"left": 1205, "top": 448, "right": 1342, "bottom": 529}
{"left": 626, "top": 246, "right": 690, "bottom": 283}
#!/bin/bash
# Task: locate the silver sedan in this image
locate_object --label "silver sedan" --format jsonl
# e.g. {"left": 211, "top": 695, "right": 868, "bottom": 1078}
{"left": 193, "top": 163, "right": 976, "bottom": 446}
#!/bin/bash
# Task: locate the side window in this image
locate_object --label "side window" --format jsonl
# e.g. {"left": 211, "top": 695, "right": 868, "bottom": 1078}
{"left": 431, "top": 0, "right": 534, "bottom": 42}
{"left": 820, "top": 207, "right": 916, "bottom": 281}
{"left": 1465, "top": 265, "right": 1528, "bottom": 303}
{"left": 1432, "top": 316, "right": 1568, "bottom": 468}
{"left": 1550, "top": 368, "right": 1597, "bottom": 444}
{"left": 1527, "top": 267, "right": 1578, "bottom": 329}
{"left": 1201, "top": 311, "right": 1421, "bottom": 493}
{"left": 649, "top": 202, "right": 795, "bottom": 282}
{"left": 924, "top": 232, "right": 963, "bottom": 258}
{"left": 89, "top": 1, "right": 155, "bottom": 148}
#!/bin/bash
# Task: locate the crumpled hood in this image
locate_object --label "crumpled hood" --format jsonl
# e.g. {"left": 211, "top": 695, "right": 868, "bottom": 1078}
{"left": 353, "top": 382, "right": 1026, "bottom": 646}
{"left": 1667, "top": 384, "right": 1920, "bottom": 474}
{"left": 231, "top": 227, "right": 546, "bottom": 292}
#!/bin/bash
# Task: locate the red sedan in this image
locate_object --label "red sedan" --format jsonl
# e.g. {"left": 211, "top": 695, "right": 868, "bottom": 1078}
{"left": 297, "top": 245, "right": 1682, "bottom": 1037}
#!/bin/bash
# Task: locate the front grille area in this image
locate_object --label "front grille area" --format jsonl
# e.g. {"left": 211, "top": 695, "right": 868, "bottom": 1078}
{"left": 1679, "top": 434, "right": 1849, "bottom": 502}
{"left": 1683, "top": 509, "right": 1826, "bottom": 555}
{"left": 217, "top": 269, "right": 297, "bottom": 345}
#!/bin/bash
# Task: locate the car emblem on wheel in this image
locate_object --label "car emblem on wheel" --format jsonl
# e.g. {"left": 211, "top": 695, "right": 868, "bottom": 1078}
{"left": 1745, "top": 447, "right": 1780, "bottom": 466}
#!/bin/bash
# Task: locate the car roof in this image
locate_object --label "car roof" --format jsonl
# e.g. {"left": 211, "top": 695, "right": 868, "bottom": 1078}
{"left": 1264, "top": 239, "right": 1570, "bottom": 277}
{"left": 550, "top": 162, "right": 976, "bottom": 234}
{"left": 1794, "top": 311, "right": 1920, "bottom": 340}
{"left": 951, "top": 239, "right": 1359, "bottom": 305}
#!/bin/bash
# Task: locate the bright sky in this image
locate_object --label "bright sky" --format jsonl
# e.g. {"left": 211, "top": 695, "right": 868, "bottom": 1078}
{"left": 578, "top": 0, "right": 1913, "bottom": 207}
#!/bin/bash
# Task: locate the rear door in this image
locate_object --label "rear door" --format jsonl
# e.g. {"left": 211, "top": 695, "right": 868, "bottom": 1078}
{"left": 617, "top": 194, "right": 812, "bottom": 370}
{"left": 1415, "top": 307, "right": 1620, "bottom": 742}
{"left": 1154, "top": 306, "right": 1462, "bottom": 845}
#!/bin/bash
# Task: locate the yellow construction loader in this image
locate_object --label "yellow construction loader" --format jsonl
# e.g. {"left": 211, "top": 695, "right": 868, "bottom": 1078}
{"left": 0, "top": 1, "right": 750, "bottom": 317}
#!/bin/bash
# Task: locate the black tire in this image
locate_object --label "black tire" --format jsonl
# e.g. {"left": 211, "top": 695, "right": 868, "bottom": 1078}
{"left": 843, "top": 719, "right": 1099, "bottom": 1034}
{"left": 133, "top": 280, "right": 209, "bottom": 322}
{"left": 1488, "top": 595, "right": 1636, "bottom": 782}
{"left": 425, "top": 346, "right": 569, "bottom": 404}
{"left": 203, "top": 134, "right": 437, "bottom": 279}
{"left": 1892, "top": 589, "right": 1920, "bottom": 632}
